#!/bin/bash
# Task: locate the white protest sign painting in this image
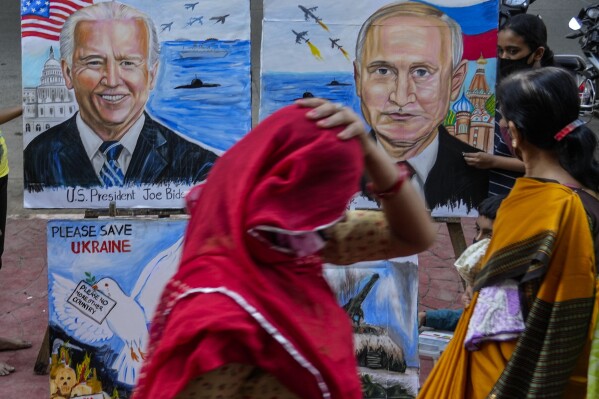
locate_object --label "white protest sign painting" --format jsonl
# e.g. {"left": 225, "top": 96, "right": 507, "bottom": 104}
{"left": 48, "top": 219, "right": 186, "bottom": 397}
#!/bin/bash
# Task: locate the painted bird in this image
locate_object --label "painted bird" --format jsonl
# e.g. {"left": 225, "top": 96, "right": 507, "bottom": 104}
{"left": 50, "top": 238, "right": 183, "bottom": 386}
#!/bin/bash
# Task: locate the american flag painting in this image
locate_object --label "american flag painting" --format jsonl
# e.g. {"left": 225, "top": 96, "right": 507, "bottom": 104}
{"left": 21, "top": 0, "right": 94, "bottom": 41}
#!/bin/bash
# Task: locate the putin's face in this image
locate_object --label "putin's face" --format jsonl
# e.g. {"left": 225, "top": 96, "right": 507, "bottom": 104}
{"left": 62, "top": 18, "right": 157, "bottom": 141}
{"left": 355, "top": 15, "right": 466, "bottom": 160}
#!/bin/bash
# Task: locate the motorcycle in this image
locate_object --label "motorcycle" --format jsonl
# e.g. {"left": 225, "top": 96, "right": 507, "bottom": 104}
{"left": 559, "top": 5, "right": 599, "bottom": 119}
{"left": 499, "top": 0, "right": 535, "bottom": 28}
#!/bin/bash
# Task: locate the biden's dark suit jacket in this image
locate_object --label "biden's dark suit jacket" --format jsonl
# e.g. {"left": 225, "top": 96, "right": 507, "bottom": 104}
{"left": 24, "top": 112, "right": 218, "bottom": 191}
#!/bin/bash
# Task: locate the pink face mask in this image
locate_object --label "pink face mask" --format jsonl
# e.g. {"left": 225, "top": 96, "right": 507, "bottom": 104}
{"left": 273, "top": 231, "right": 327, "bottom": 257}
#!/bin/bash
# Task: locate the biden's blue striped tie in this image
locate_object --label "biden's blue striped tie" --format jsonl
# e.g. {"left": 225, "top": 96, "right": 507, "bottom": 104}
{"left": 99, "top": 141, "right": 125, "bottom": 187}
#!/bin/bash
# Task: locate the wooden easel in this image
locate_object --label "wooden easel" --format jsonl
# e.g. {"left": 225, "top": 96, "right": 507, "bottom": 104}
{"left": 434, "top": 217, "right": 469, "bottom": 290}
{"left": 434, "top": 217, "right": 468, "bottom": 258}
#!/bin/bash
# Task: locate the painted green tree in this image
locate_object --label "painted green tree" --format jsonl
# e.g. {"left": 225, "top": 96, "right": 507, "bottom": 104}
{"left": 485, "top": 94, "right": 496, "bottom": 117}
{"left": 443, "top": 109, "right": 456, "bottom": 126}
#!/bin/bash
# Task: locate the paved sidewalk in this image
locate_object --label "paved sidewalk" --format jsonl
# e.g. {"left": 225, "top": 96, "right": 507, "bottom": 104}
{"left": 418, "top": 218, "right": 475, "bottom": 384}
{"left": 0, "top": 217, "right": 50, "bottom": 397}
{"left": 0, "top": 215, "right": 474, "bottom": 397}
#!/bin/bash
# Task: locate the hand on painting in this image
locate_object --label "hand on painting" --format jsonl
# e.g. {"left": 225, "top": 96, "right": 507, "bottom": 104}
{"left": 463, "top": 152, "right": 525, "bottom": 172}
{"left": 462, "top": 151, "right": 496, "bottom": 169}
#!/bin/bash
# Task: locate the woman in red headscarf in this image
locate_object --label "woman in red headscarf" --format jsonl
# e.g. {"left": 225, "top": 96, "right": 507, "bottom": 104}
{"left": 133, "top": 103, "right": 435, "bottom": 399}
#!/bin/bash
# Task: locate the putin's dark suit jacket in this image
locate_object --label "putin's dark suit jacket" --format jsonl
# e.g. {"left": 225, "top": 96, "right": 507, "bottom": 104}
{"left": 24, "top": 112, "right": 218, "bottom": 191}
{"left": 423, "top": 126, "right": 489, "bottom": 212}
{"left": 369, "top": 126, "right": 488, "bottom": 212}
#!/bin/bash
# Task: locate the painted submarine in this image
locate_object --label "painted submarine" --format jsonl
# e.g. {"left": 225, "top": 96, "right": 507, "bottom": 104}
{"left": 175, "top": 77, "right": 220, "bottom": 89}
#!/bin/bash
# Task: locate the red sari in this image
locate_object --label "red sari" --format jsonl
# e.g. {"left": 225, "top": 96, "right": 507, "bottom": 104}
{"left": 132, "top": 105, "right": 364, "bottom": 399}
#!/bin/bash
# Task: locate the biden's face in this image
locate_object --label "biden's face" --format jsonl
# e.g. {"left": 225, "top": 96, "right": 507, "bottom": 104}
{"left": 63, "top": 18, "right": 157, "bottom": 140}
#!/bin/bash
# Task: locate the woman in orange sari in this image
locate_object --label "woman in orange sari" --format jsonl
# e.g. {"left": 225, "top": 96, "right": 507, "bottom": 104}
{"left": 419, "top": 67, "right": 599, "bottom": 398}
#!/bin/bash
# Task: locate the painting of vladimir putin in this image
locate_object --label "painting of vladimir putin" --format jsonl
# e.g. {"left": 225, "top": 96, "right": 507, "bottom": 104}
{"left": 354, "top": 1, "right": 488, "bottom": 214}
{"left": 24, "top": 1, "right": 217, "bottom": 192}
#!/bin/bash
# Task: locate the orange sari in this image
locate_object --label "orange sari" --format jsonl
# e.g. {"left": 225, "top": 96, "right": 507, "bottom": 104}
{"left": 419, "top": 178, "right": 597, "bottom": 399}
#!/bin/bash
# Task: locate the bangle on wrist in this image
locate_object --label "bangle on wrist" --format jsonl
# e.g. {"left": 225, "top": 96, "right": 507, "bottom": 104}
{"left": 366, "top": 162, "right": 410, "bottom": 199}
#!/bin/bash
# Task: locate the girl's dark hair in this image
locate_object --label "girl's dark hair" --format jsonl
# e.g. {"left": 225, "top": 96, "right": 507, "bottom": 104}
{"left": 501, "top": 14, "right": 554, "bottom": 66}
{"left": 498, "top": 67, "right": 599, "bottom": 191}
{"left": 478, "top": 194, "right": 507, "bottom": 221}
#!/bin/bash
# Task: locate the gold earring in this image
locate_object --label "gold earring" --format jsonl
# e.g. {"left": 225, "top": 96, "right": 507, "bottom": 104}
{"left": 511, "top": 139, "right": 517, "bottom": 149}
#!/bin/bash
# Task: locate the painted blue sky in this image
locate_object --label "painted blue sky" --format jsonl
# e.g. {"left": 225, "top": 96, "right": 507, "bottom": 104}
{"left": 262, "top": 0, "right": 498, "bottom": 73}
{"left": 22, "top": 0, "right": 250, "bottom": 86}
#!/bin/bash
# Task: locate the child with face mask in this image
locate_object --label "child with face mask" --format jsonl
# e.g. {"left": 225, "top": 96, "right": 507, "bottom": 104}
{"left": 418, "top": 194, "right": 506, "bottom": 332}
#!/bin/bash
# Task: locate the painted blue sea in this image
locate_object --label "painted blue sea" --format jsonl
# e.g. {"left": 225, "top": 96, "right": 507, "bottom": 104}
{"left": 260, "top": 72, "right": 361, "bottom": 120}
{"left": 261, "top": 58, "right": 496, "bottom": 127}
{"left": 148, "top": 40, "right": 251, "bottom": 152}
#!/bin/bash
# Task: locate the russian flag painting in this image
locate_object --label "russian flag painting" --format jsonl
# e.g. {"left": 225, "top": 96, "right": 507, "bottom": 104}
{"left": 435, "top": 0, "right": 499, "bottom": 60}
